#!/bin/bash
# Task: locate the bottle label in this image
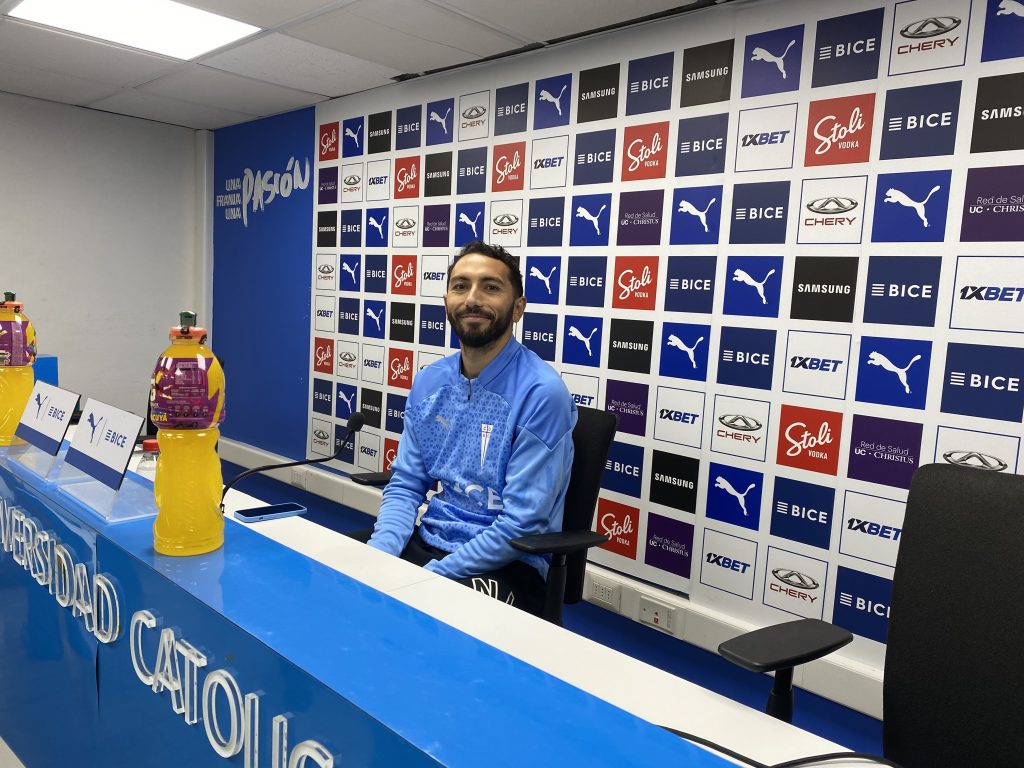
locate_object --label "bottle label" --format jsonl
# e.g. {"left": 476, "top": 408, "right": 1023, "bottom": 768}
{"left": 151, "top": 356, "right": 226, "bottom": 429}
{"left": 0, "top": 320, "right": 36, "bottom": 367}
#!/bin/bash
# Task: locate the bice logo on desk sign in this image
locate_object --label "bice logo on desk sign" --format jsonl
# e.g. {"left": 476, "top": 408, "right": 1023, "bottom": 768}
{"left": 776, "top": 404, "right": 842, "bottom": 476}
{"left": 64, "top": 399, "right": 145, "bottom": 490}
{"left": 387, "top": 348, "right": 414, "bottom": 389}
{"left": 15, "top": 381, "right": 79, "bottom": 455}
{"left": 596, "top": 498, "right": 639, "bottom": 559}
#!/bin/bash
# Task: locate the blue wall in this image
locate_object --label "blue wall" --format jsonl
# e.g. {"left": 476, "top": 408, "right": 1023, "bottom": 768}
{"left": 213, "top": 108, "right": 314, "bottom": 460}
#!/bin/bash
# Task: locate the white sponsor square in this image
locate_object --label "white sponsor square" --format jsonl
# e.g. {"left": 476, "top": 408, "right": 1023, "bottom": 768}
{"left": 735, "top": 103, "right": 798, "bottom": 172}
{"left": 840, "top": 490, "right": 905, "bottom": 568}
{"left": 783, "top": 330, "right": 851, "bottom": 400}
{"left": 361, "top": 343, "right": 385, "bottom": 385}
{"left": 951, "top": 256, "right": 1024, "bottom": 335}
{"left": 357, "top": 430, "right": 381, "bottom": 471}
{"left": 763, "top": 546, "right": 828, "bottom": 620}
{"left": 530, "top": 135, "right": 570, "bottom": 189}
{"left": 310, "top": 418, "right": 333, "bottom": 456}
{"left": 700, "top": 528, "right": 758, "bottom": 600}
{"left": 336, "top": 340, "right": 359, "bottom": 380}
{"left": 888, "top": 0, "right": 971, "bottom": 76}
{"left": 418, "top": 350, "right": 445, "bottom": 371}
{"left": 341, "top": 162, "right": 363, "bottom": 203}
{"left": 420, "top": 254, "right": 449, "bottom": 299}
{"left": 392, "top": 204, "right": 419, "bottom": 248}
{"left": 314, "top": 295, "right": 335, "bottom": 333}
{"left": 489, "top": 199, "right": 524, "bottom": 247}
{"left": 797, "top": 175, "right": 867, "bottom": 244}
{"left": 561, "top": 372, "right": 601, "bottom": 411}
{"left": 458, "top": 90, "right": 490, "bottom": 141}
{"left": 934, "top": 425, "right": 1020, "bottom": 474}
{"left": 711, "top": 394, "right": 770, "bottom": 462}
{"left": 654, "top": 386, "right": 705, "bottom": 449}
{"left": 366, "top": 159, "right": 391, "bottom": 201}
{"left": 315, "top": 253, "right": 337, "bottom": 292}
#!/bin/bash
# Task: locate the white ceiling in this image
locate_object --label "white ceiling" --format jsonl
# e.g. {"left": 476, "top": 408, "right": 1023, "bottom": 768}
{"left": 0, "top": 0, "right": 720, "bottom": 131}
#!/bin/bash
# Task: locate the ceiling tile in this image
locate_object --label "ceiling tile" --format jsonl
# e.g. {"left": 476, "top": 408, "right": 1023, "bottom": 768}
{"left": 175, "top": 0, "right": 347, "bottom": 30}
{"left": 203, "top": 33, "right": 400, "bottom": 97}
{"left": 0, "top": 18, "right": 183, "bottom": 86}
{"left": 139, "top": 64, "right": 326, "bottom": 115}
{"left": 287, "top": 8, "right": 479, "bottom": 73}
{"left": 0, "top": 60, "right": 120, "bottom": 105}
{"left": 86, "top": 89, "right": 255, "bottom": 129}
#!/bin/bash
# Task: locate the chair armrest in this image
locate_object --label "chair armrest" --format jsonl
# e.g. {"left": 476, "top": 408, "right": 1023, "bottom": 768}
{"left": 510, "top": 531, "right": 608, "bottom": 556}
{"left": 718, "top": 619, "right": 853, "bottom": 673}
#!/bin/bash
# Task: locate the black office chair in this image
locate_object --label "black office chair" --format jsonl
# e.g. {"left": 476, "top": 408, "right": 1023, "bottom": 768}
{"left": 718, "top": 463, "right": 1024, "bottom": 767}
{"left": 510, "top": 406, "right": 618, "bottom": 625}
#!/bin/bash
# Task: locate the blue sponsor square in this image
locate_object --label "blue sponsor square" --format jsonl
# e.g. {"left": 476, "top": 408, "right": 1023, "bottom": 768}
{"left": 717, "top": 326, "right": 776, "bottom": 391}
{"left": 811, "top": 8, "right": 884, "bottom": 87}
{"left": 534, "top": 73, "right": 572, "bottom": 129}
{"left": 723, "top": 256, "right": 783, "bottom": 318}
{"left": 742, "top": 25, "right": 804, "bottom": 98}
{"left": 339, "top": 209, "right": 362, "bottom": 247}
{"left": 495, "top": 82, "right": 529, "bottom": 136}
{"left": 982, "top": 0, "right": 1024, "bottom": 62}
{"left": 941, "top": 342, "right": 1024, "bottom": 422}
{"left": 871, "top": 170, "right": 951, "bottom": 243}
{"left": 338, "top": 297, "right": 360, "bottom": 335}
{"left": 364, "top": 207, "right": 389, "bottom": 248}
{"left": 333, "top": 421, "right": 355, "bottom": 464}
{"left": 453, "top": 201, "right": 486, "bottom": 246}
{"left": 527, "top": 197, "right": 565, "bottom": 247}
{"left": 525, "top": 256, "right": 561, "bottom": 305}
{"left": 338, "top": 254, "right": 361, "bottom": 292}
{"left": 664, "top": 256, "right": 716, "bottom": 314}
{"left": 660, "top": 322, "right": 710, "bottom": 382}
{"left": 573, "top": 129, "right": 616, "bottom": 185}
{"left": 670, "top": 185, "right": 722, "bottom": 245}
{"left": 312, "top": 378, "right": 333, "bottom": 415}
{"left": 363, "top": 253, "right": 387, "bottom": 294}
{"left": 832, "top": 566, "right": 892, "bottom": 644}
{"left": 676, "top": 113, "right": 729, "bottom": 177}
{"left": 418, "top": 303, "right": 446, "bottom": 347}
{"left": 863, "top": 256, "right": 941, "bottom": 327}
{"left": 730, "top": 181, "right": 790, "bottom": 244}
{"left": 395, "top": 104, "right": 422, "bottom": 150}
{"left": 335, "top": 382, "right": 358, "bottom": 420}
{"left": 386, "top": 393, "right": 406, "bottom": 434}
{"left": 602, "top": 440, "right": 644, "bottom": 498}
{"left": 707, "top": 462, "right": 763, "bottom": 531}
{"left": 362, "top": 299, "right": 386, "bottom": 340}
{"left": 569, "top": 193, "right": 612, "bottom": 246}
{"left": 855, "top": 337, "right": 932, "bottom": 410}
{"left": 522, "top": 312, "right": 558, "bottom": 362}
{"left": 342, "top": 116, "right": 364, "bottom": 157}
{"left": 566, "top": 257, "right": 607, "bottom": 307}
{"left": 880, "top": 81, "right": 961, "bottom": 160}
{"left": 625, "top": 52, "right": 674, "bottom": 115}
{"left": 425, "top": 98, "right": 455, "bottom": 146}
{"left": 771, "top": 476, "right": 835, "bottom": 550}
{"left": 456, "top": 146, "right": 487, "bottom": 195}
{"left": 562, "top": 314, "right": 603, "bottom": 368}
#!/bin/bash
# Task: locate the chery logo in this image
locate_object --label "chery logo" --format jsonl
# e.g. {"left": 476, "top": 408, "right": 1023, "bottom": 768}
{"left": 395, "top": 218, "right": 416, "bottom": 230}
{"left": 942, "top": 450, "right": 1008, "bottom": 471}
{"left": 493, "top": 213, "right": 519, "bottom": 227}
{"left": 812, "top": 107, "right": 865, "bottom": 155}
{"left": 317, "top": 263, "right": 335, "bottom": 275}
{"left": 462, "top": 105, "right": 486, "bottom": 120}
{"left": 343, "top": 175, "right": 361, "bottom": 186}
{"left": 626, "top": 134, "right": 663, "bottom": 173}
{"left": 900, "top": 16, "right": 961, "bottom": 38}
{"left": 772, "top": 568, "right": 820, "bottom": 590}
{"left": 617, "top": 266, "right": 653, "bottom": 300}
{"left": 806, "top": 197, "right": 858, "bottom": 214}
{"left": 718, "top": 414, "right": 762, "bottom": 431}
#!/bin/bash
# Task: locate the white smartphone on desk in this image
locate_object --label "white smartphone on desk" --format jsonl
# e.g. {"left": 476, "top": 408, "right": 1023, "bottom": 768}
{"left": 232, "top": 502, "right": 307, "bottom": 523}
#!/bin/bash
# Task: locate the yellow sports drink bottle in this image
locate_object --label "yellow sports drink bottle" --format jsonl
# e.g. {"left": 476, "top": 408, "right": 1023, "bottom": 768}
{"left": 0, "top": 292, "right": 37, "bottom": 447}
{"left": 149, "top": 311, "right": 226, "bottom": 556}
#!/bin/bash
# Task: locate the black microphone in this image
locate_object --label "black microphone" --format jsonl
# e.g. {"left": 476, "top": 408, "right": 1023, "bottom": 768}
{"left": 220, "top": 412, "right": 366, "bottom": 505}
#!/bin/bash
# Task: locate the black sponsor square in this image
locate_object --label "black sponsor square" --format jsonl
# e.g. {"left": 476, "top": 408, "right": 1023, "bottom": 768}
{"left": 316, "top": 210, "right": 337, "bottom": 247}
{"left": 360, "top": 388, "right": 383, "bottom": 429}
{"left": 649, "top": 451, "right": 699, "bottom": 513}
{"left": 389, "top": 302, "right": 416, "bottom": 343}
{"left": 790, "top": 256, "right": 859, "bottom": 323}
{"left": 608, "top": 318, "right": 654, "bottom": 373}
{"left": 971, "top": 73, "right": 1024, "bottom": 154}
{"left": 425, "top": 152, "right": 453, "bottom": 197}
{"left": 577, "top": 64, "right": 620, "bottom": 123}
{"left": 680, "top": 39, "right": 734, "bottom": 107}
{"left": 367, "top": 111, "right": 392, "bottom": 154}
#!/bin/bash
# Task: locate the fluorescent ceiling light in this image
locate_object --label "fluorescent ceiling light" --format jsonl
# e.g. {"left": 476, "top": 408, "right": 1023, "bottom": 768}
{"left": 9, "top": 0, "right": 260, "bottom": 60}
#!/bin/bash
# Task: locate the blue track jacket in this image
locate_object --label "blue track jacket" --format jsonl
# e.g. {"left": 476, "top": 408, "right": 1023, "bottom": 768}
{"left": 368, "top": 337, "right": 576, "bottom": 580}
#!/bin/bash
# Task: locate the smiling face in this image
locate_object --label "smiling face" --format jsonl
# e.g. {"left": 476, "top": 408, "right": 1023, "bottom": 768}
{"left": 444, "top": 252, "right": 526, "bottom": 350}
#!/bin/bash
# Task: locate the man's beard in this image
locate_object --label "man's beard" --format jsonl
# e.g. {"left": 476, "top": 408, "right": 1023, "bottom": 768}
{"left": 447, "top": 302, "right": 515, "bottom": 349}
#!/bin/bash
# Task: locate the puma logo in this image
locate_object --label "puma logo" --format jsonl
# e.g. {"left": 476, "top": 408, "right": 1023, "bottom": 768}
{"left": 429, "top": 108, "right": 451, "bottom": 134}
{"left": 677, "top": 197, "right": 717, "bottom": 233}
{"left": 575, "top": 204, "right": 607, "bottom": 236}
{"left": 529, "top": 265, "right": 557, "bottom": 295}
{"left": 365, "top": 307, "right": 383, "bottom": 331}
{"left": 867, "top": 351, "right": 922, "bottom": 395}
{"left": 732, "top": 268, "right": 776, "bottom": 305}
{"left": 884, "top": 186, "right": 941, "bottom": 228}
{"left": 341, "top": 261, "right": 358, "bottom": 284}
{"left": 458, "top": 210, "right": 482, "bottom": 238}
{"left": 667, "top": 334, "right": 703, "bottom": 369}
{"left": 997, "top": 0, "right": 1024, "bottom": 16}
{"left": 750, "top": 40, "right": 797, "bottom": 79}
{"left": 715, "top": 476, "right": 756, "bottom": 516}
{"left": 568, "top": 325, "right": 597, "bottom": 357}
{"left": 344, "top": 125, "right": 362, "bottom": 148}
{"left": 368, "top": 215, "right": 386, "bottom": 240}
{"left": 538, "top": 84, "right": 568, "bottom": 116}
{"left": 337, "top": 390, "right": 355, "bottom": 411}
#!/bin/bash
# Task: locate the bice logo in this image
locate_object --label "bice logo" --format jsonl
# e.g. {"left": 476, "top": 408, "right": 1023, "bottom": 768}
{"left": 771, "top": 477, "right": 834, "bottom": 551}
{"left": 621, "top": 122, "right": 669, "bottom": 181}
{"left": 805, "top": 94, "right": 874, "bottom": 166}
{"left": 812, "top": 8, "right": 884, "bottom": 87}
{"left": 717, "top": 326, "right": 776, "bottom": 391}
{"left": 665, "top": 255, "right": 716, "bottom": 314}
{"left": 776, "top": 404, "right": 841, "bottom": 476}
{"left": 495, "top": 82, "right": 528, "bottom": 136}
{"left": 612, "top": 256, "right": 659, "bottom": 310}
{"left": 313, "top": 337, "right": 334, "bottom": 375}
{"left": 863, "top": 255, "right": 941, "bottom": 327}
{"left": 383, "top": 437, "right": 399, "bottom": 472}
{"left": 730, "top": 181, "right": 790, "bottom": 245}
{"left": 880, "top": 81, "right": 961, "bottom": 159}
{"left": 676, "top": 113, "right": 729, "bottom": 177}
{"left": 833, "top": 567, "right": 892, "bottom": 644}
{"left": 492, "top": 142, "right": 526, "bottom": 192}
{"left": 394, "top": 156, "right": 420, "bottom": 198}
{"left": 319, "top": 122, "right": 339, "bottom": 161}
{"left": 625, "top": 51, "right": 674, "bottom": 115}
{"left": 387, "top": 348, "right": 414, "bottom": 389}
{"left": 391, "top": 255, "right": 416, "bottom": 296}
{"left": 597, "top": 498, "right": 639, "bottom": 559}
{"left": 941, "top": 342, "right": 1024, "bottom": 422}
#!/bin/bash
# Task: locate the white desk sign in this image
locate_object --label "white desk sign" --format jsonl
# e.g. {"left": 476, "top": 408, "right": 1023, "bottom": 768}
{"left": 65, "top": 399, "right": 145, "bottom": 491}
{"left": 14, "top": 381, "right": 80, "bottom": 455}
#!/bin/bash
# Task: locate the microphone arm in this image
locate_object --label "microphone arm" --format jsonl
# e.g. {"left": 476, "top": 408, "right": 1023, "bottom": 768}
{"left": 220, "top": 412, "right": 366, "bottom": 505}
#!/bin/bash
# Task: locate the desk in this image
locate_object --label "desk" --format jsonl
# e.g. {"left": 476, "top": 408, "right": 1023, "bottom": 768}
{"left": 0, "top": 443, "right": 872, "bottom": 767}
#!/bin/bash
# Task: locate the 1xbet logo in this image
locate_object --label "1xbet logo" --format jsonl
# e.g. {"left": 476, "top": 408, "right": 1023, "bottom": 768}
{"left": 735, "top": 104, "right": 797, "bottom": 173}
{"left": 812, "top": 8, "right": 883, "bottom": 87}
{"left": 951, "top": 256, "right": 1024, "bottom": 334}
{"left": 863, "top": 255, "right": 941, "bottom": 327}
{"left": 880, "top": 81, "right": 961, "bottom": 160}
{"left": 942, "top": 342, "right": 1024, "bottom": 422}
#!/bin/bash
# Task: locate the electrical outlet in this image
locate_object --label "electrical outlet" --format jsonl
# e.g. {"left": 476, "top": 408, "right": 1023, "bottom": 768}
{"left": 639, "top": 595, "right": 675, "bottom": 633}
{"left": 589, "top": 575, "right": 622, "bottom": 611}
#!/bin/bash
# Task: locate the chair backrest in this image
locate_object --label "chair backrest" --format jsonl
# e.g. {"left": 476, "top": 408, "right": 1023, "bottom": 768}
{"left": 883, "top": 462, "right": 1024, "bottom": 767}
{"left": 562, "top": 406, "right": 618, "bottom": 604}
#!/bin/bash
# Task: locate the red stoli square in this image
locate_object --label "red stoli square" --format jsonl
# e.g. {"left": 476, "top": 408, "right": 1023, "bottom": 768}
{"left": 319, "top": 122, "right": 339, "bottom": 162}
{"left": 805, "top": 94, "right": 875, "bottom": 166}
{"left": 612, "top": 256, "right": 659, "bottom": 310}
{"left": 384, "top": 438, "right": 400, "bottom": 471}
{"left": 621, "top": 122, "right": 669, "bottom": 181}
{"left": 312, "top": 337, "right": 334, "bottom": 375}
{"left": 393, "top": 156, "right": 421, "bottom": 199}
{"left": 388, "top": 348, "right": 414, "bottom": 389}
{"left": 391, "top": 254, "right": 417, "bottom": 296}
{"left": 596, "top": 498, "right": 639, "bottom": 559}
{"left": 491, "top": 142, "right": 526, "bottom": 192}
{"left": 776, "top": 404, "right": 843, "bottom": 475}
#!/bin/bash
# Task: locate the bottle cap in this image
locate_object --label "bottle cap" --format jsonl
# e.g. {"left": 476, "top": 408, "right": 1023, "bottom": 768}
{"left": 142, "top": 439, "right": 159, "bottom": 452}
{"left": 169, "top": 310, "right": 207, "bottom": 341}
{"left": 1, "top": 292, "right": 24, "bottom": 311}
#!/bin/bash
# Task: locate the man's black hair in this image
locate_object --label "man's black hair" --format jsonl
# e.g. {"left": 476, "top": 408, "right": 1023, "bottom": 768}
{"left": 447, "top": 240, "right": 524, "bottom": 298}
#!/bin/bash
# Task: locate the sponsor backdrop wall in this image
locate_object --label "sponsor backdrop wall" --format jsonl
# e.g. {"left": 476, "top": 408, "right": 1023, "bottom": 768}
{"left": 307, "top": 0, "right": 1024, "bottom": 668}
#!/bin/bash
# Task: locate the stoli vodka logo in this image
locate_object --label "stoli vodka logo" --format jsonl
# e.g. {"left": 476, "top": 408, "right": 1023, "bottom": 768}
{"left": 319, "top": 123, "right": 338, "bottom": 161}
{"left": 813, "top": 107, "right": 864, "bottom": 155}
{"left": 784, "top": 420, "right": 833, "bottom": 459}
{"left": 495, "top": 150, "right": 522, "bottom": 185}
{"left": 805, "top": 94, "right": 874, "bottom": 166}
{"left": 618, "top": 266, "right": 652, "bottom": 301}
{"left": 239, "top": 156, "right": 311, "bottom": 227}
{"left": 777, "top": 405, "right": 842, "bottom": 475}
{"left": 613, "top": 257, "right": 659, "bottom": 310}
{"left": 627, "top": 132, "right": 663, "bottom": 173}
{"left": 396, "top": 164, "right": 417, "bottom": 192}
{"left": 621, "top": 123, "right": 669, "bottom": 181}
